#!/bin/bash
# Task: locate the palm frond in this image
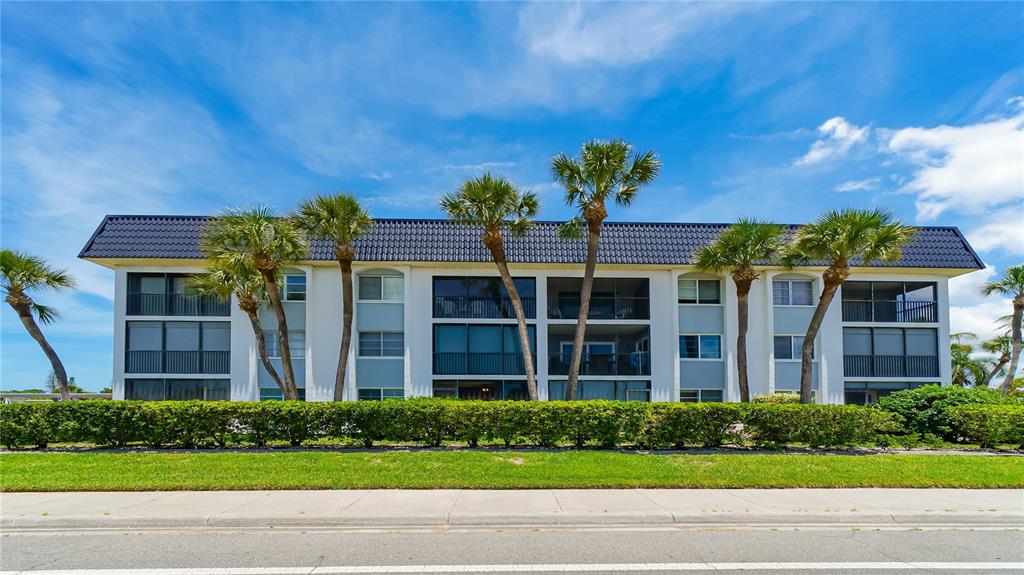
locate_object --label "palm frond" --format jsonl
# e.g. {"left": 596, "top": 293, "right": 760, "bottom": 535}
{"left": 32, "top": 302, "right": 59, "bottom": 324}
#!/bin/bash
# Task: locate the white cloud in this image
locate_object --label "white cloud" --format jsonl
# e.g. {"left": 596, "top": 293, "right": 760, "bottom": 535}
{"left": 886, "top": 112, "right": 1024, "bottom": 220}
{"left": 795, "top": 116, "right": 870, "bottom": 166}
{"left": 835, "top": 177, "right": 881, "bottom": 193}
{"left": 366, "top": 171, "right": 393, "bottom": 181}
{"left": 426, "top": 161, "right": 516, "bottom": 174}
{"left": 948, "top": 266, "right": 1014, "bottom": 341}
{"left": 966, "top": 204, "right": 1024, "bottom": 256}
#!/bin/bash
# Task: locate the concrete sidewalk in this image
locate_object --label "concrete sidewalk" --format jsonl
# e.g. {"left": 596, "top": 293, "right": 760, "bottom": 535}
{"left": 1, "top": 489, "right": 1021, "bottom": 529}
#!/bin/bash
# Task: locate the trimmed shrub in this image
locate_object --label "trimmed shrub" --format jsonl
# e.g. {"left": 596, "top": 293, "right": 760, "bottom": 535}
{"left": 638, "top": 403, "right": 743, "bottom": 449}
{"left": 751, "top": 393, "right": 800, "bottom": 404}
{"left": 947, "top": 405, "right": 1024, "bottom": 448}
{"left": 743, "top": 404, "right": 898, "bottom": 449}
{"left": 874, "top": 385, "right": 1018, "bottom": 440}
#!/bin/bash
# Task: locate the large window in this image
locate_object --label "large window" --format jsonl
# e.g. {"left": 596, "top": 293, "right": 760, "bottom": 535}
{"left": 126, "top": 273, "right": 230, "bottom": 317}
{"left": 547, "top": 380, "right": 650, "bottom": 402}
{"left": 358, "top": 388, "right": 404, "bottom": 401}
{"left": 125, "top": 321, "right": 230, "bottom": 374}
{"left": 124, "top": 378, "right": 230, "bottom": 401}
{"left": 842, "top": 327, "right": 939, "bottom": 377}
{"left": 679, "top": 389, "right": 723, "bottom": 403}
{"left": 359, "top": 275, "right": 404, "bottom": 301}
{"left": 433, "top": 324, "right": 535, "bottom": 375}
{"left": 773, "top": 279, "right": 814, "bottom": 306}
{"left": 433, "top": 380, "right": 530, "bottom": 401}
{"left": 359, "top": 331, "right": 404, "bottom": 357}
{"left": 774, "top": 335, "right": 812, "bottom": 360}
{"left": 841, "top": 281, "right": 937, "bottom": 322}
{"left": 679, "top": 334, "right": 722, "bottom": 359}
{"left": 264, "top": 331, "right": 306, "bottom": 359}
{"left": 678, "top": 278, "right": 721, "bottom": 304}
{"left": 434, "top": 276, "right": 536, "bottom": 318}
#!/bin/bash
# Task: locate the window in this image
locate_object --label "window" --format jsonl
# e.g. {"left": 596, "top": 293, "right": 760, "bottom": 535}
{"left": 433, "top": 276, "right": 537, "bottom": 318}
{"left": 774, "top": 335, "right": 812, "bottom": 360}
{"left": 679, "top": 389, "right": 723, "bottom": 403}
{"left": 359, "top": 331, "right": 404, "bottom": 357}
{"left": 678, "top": 279, "right": 721, "bottom": 304}
{"left": 259, "top": 388, "right": 306, "bottom": 401}
{"left": 125, "top": 321, "right": 230, "bottom": 374}
{"left": 284, "top": 275, "right": 306, "bottom": 301}
{"left": 125, "top": 378, "right": 230, "bottom": 401}
{"left": 358, "top": 388, "right": 404, "bottom": 401}
{"left": 773, "top": 279, "right": 813, "bottom": 306}
{"left": 264, "top": 331, "right": 305, "bottom": 358}
{"left": 359, "top": 275, "right": 403, "bottom": 301}
{"left": 547, "top": 380, "right": 650, "bottom": 402}
{"left": 680, "top": 334, "right": 722, "bottom": 359}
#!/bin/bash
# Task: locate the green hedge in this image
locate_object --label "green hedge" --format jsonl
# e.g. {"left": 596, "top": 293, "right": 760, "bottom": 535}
{"left": 873, "top": 385, "right": 1019, "bottom": 440}
{"left": 0, "top": 399, "right": 906, "bottom": 450}
{"left": 946, "top": 405, "right": 1024, "bottom": 448}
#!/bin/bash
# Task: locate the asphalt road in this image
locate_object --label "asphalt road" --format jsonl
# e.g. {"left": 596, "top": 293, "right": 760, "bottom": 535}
{"left": 1, "top": 525, "right": 1022, "bottom": 574}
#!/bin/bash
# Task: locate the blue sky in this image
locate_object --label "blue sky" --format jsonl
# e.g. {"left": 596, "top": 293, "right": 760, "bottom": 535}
{"left": 2, "top": 2, "right": 1022, "bottom": 390}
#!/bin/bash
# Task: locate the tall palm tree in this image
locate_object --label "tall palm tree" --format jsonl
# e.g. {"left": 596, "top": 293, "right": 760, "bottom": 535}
{"left": 441, "top": 174, "right": 541, "bottom": 400}
{"left": 202, "top": 207, "right": 307, "bottom": 400}
{"left": 694, "top": 220, "right": 785, "bottom": 402}
{"left": 948, "top": 333, "right": 990, "bottom": 387}
{"left": 979, "top": 334, "right": 1012, "bottom": 388}
{"left": 295, "top": 194, "right": 373, "bottom": 402}
{"left": 551, "top": 140, "right": 661, "bottom": 400}
{"left": 0, "top": 250, "right": 77, "bottom": 400}
{"left": 783, "top": 208, "right": 916, "bottom": 403}
{"left": 982, "top": 264, "right": 1024, "bottom": 394}
{"left": 191, "top": 260, "right": 288, "bottom": 398}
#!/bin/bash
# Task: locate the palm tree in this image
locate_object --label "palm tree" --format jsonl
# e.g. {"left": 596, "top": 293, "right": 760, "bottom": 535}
{"left": 441, "top": 174, "right": 541, "bottom": 400}
{"left": 191, "top": 260, "right": 288, "bottom": 398}
{"left": 202, "top": 207, "right": 307, "bottom": 400}
{"left": 979, "top": 334, "right": 1012, "bottom": 388}
{"left": 949, "top": 333, "right": 990, "bottom": 387}
{"left": 694, "top": 220, "right": 785, "bottom": 402}
{"left": 0, "top": 249, "right": 76, "bottom": 400}
{"left": 783, "top": 208, "right": 916, "bottom": 403}
{"left": 981, "top": 264, "right": 1024, "bottom": 394}
{"left": 295, "top": 194, "right": 372, "bottom": 402}
{"left": 551, "top": 140, "right": 661, "bottom": 400}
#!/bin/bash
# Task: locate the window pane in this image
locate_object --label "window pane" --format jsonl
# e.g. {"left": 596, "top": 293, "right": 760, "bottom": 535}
{"left": 794, "top": 336, "right": 810, "bottom": 359}
{"left": 125, "top": 379, "right": 165, "bottom": 400}
{"left": 906, "top": 329, "right": 937, "bottom": 356}
{"left": 288, "top": 332, "right": 305, "bottom": 358}
{"left": 285, "top": 275, "right": 306, "bottom": 301}
{"left": 360, "top": 332, "right": 382, "bottom": 356}
{"left": 680, "top": 390, "right": 699, "bottom": 402}
{"left": 171, "top": 275, "right": 195, "bottom": 295}
{"left": 700, "top": 390, "right": 724, "bottom": 402}
{"left": 359, "top": 276, "right": 382, "bottom": 300}
{"left": 432, "top": 381, "right": 458, "bottom": 398}
{"left": 202, "top": 323, "right": 231, "bottom": 351}
{"left": 167, "top": 379, "right": 203, "bottom": 400}
{"left": 791, "top": 281, "right": 813, "bottom": 305}
{"left": 904, "top": 282, "right": 935, "bottom": 301}
{"left": 842, "top": 282, "right": 872, "bottom": 301}
{"left": 468, "top": 325, "right": 501, "bottom": 353}
{"left": 843, "top": 328, "right": 872, "bottom": 355}
{"left": 512, "top": 278, "right": 536, "bottom": 298}
{"left": 680, "top": 335, "right": 700, "bottom": 359}
{"left": 433, "top": 277, "right": 465, "bottom": 297}
{"left": 698, "top": 280, "right": 721, "bottom": 304}
{"left": 678, "top": 279, "right": 698, "bottom": 303}
{"left": 874, "top": 328, "right": 904, "bottom": 355}
{"left": 699, "top": 335, "right": 721, "bottom": 359}
{"left": 263, "top": 332, "right": 280, "bottom": 357}
{"left": 165, "top": 322, "right": 200, "bottom": 351}
{"left": 204, "top": 380, "right": 231, "bottom": 401}
{"left": 138, "top": 276, "right": 165, "bottom": 294}
{"left": 774, "top": 336, "right": 793, "bottom": 360}
{"left": 773, "top": 281, "right": 790, "bottom": 305}
{"left": 128, "top": 322, "right": 163, "bottom": 351}
{"left": 381, "top": 388, "right": 404, "bottom": 399}
{"left": 358, "top": 388, "right": 383, "bottom": 401}
{"left": 434, "top": 325, "right": 467, "bottom": 353}
{"left": 381, "top": 332, "right": 404, "bottom": 356}
{"left": 873, "top": 282, "right": 902, "bottom": 301}
{"left": 382, "top": 276, "right": 404, "bottom": 300}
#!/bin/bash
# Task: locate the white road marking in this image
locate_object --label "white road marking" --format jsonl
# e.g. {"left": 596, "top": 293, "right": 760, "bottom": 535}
{"left": 2, "top": 563, "right": 1024, "bottom": 574}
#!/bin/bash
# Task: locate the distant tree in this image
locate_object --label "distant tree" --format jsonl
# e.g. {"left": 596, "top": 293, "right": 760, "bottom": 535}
{"left": 46, "top": 371, "right": 85, "bottom": 393}
{"left": 949, "top": 334, "right": 990, "bottom": 387}
{"left": 1, "top": 249, "right": 77, "bottom": 400}
{"left": 981, "top": 264, "right": 1024, "bottom": 395}
{"left": 979, "top": 334, "right": 1012, "bottom": 388}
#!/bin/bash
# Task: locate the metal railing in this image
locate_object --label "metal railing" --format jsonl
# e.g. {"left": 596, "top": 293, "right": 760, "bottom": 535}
{"left": 127, "top": 293, "right": 231, "bottom": 317}
{"left": 548, "top": 296, "right": 650, "bottom": 320}
{"left": 843, "top": 354, "right": 939, "bottom": 378}
{"left": 433, "top": 296, "right": 536, "bottom": 319}
{"left": 432, "top": 352, "right": 534, "bottom": 375}
{"left": 548, "top": 352, "right": 651, "bottom": 376}
{"left": 126, "top": 351, "right": 231, "bottom": 374}
{"left": 841, "top": 300, "right": 937, "bottom": 323}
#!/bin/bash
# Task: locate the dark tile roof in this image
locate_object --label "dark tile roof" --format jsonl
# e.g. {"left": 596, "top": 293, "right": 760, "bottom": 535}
{"left": 79, "top": 215, "right": 984, "bottom": 269}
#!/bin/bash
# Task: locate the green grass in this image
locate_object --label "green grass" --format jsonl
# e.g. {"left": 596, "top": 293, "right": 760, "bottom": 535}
{"left": 2, "top": 451, "right": 1022, "bottom": 491}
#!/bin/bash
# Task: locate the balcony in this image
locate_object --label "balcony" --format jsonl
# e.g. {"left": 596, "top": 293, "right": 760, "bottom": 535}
{"left": 548, "top": 352, "right": 651, "bottom": 376}
{"left": 841, "top": 300, "right": 937, "bottom": 323}
{"left": 127, "top": 293, "right": 231, "bottom": 317}
{"left": 433, "top": 352, "right": 533, "bottom": 375}
{"left": 433, "top": 296, "right": 536, "bottom": 319}
{"left": 126, "top": 351, "right": 231, "bottom": 374}
{"left": 843, "top": 355, "right": 939, "bottom": 378}
{"left": 547, "top": 277, "right": 650, "bottom": 320}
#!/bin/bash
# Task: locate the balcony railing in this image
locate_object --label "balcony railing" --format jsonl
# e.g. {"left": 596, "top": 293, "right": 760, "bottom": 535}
{"left": 548, "top": 296, "right": 650, "bottom": 320}
{"left": 841, "top": 300, "right": 937, "bottom": 323}
{"left": 127, "top": 293, "right": 231, "bottom": 317}
{"left": 126, "top": 351, "right": 231, "bottom": 374}
{"left": 432, "top": 352, "right": 533, "bottom": 375}
{"left": 548, "top": 352, "right": 651, "bottom": 376}
{"left": 433, "top": 296, "right": 536, "bottom": 319}
{"left": 843, "top": 355, "right": 939, "bottom": 378}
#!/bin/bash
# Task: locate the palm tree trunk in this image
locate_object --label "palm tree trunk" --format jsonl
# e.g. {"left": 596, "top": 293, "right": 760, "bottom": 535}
{"left": 336, "top": 258, "right": 355, "bottom": 402}
{"left": 566, "top": 217, "right": 602, "bottom": 401}
{"left": 1001, "top": 299, "right": 1023, "bottom": 395}
{"left": 981, "top": 356, "right": 1009, "bottom": 388}
{"left": 734, "top": 276, "right": 754, "bottom": 402}
{"left": 259, "top": 270, "right": 299, "bottom": 400}
{"left": 491, "top": 253, "right": 538, "bottom": 400}
{"left": 244, "top": 307, "right": 286, "bottom": 396}
{"left": 10, "top": 301, "right": 71, "bottom": 400}
{"left": 799, "top": 273, "right": 842, "bottom": 404}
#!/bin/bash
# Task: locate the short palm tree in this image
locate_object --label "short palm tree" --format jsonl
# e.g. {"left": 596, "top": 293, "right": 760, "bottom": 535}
{"left": 551, "top": 140, "right": 661, "bottom": 400}
{"left": 441, "top": 174, "right": 541, "bottom": 400}
{"left": 694, "top": 220, "right": 785, "bottom": 402}
{"left": 949, "top": 333, "right": 990, "bottom": 387}
{"left": 979, "top": 334, "right": 1012, "bottom": 388}
{"left": 0, "top": 249, "right": 77, "bottom": 400}
{"left": 202, "top": 207, "right": 307, "bottom": 400}
{"left": 192, "top": 261, "right": 288, "bottom": 397}
{"left": 783, "top": 208, "right": 916, "bottom": 403}
{"left": 295, "top": 194, "right": 372, "bottom": 402}
{"left": 981, "top": 264, "right": 1024, "bottom": 394}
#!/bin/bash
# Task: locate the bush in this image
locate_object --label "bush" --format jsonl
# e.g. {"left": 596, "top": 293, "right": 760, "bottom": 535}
{"left": 946, "top": 405, "right": 1024, "bottom": 448}
{"left": 751, "top": 393, "right": 800, "bottom": 404}
{"left": 874, "top": 385, "right": 1018, "bottom": 440}
{"left": 743, "top": 404, "right": 898, "bottom": 449}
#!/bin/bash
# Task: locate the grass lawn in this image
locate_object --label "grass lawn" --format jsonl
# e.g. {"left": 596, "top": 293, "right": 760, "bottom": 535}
{"left": 2, "top": 451, "right": 1022, "bottom": 491}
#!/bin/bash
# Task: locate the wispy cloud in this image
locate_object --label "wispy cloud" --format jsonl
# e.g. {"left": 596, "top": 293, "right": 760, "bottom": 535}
{"left": 426, "top": 161, "right": 516, "bottom": 174}
{"left": 795, "top": 117, "right": 870, "bottom": 166}
{"left": 834, "top": 178, "right": 881, "bottom": 193}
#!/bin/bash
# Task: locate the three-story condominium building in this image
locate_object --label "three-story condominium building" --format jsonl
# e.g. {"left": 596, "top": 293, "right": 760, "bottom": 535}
{"left": 79, "top": 216, "right": 984, "bottom": 404}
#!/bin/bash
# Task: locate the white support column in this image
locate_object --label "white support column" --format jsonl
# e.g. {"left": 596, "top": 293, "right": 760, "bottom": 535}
{"left": 817, "top": 272, "right": 845, "bottom": 404}
{"left": 722, "top": 274, "right": 739, "bottom": 402}
{"left": 111, "top": 269, "right": 127, "bottom": 400}
{"left": 649, "top": 270, "right": 677, "bottom": 402}
{"left": 670, "top": 270, "right": 682, "bottom": 402}
{"left": 937, "top": 277, "right": 953, "bottom": 386}
{"left": 401, "top": 265, "right": 414, "bottom": 398}
{"left": 229, "top": 292, "right": 258, "bottom": 401}
{"left": 763, "top": 271, "right": 777, "bottom": 396}
{"left": 535, "top": 271, "right": 549, "bottom": 401}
